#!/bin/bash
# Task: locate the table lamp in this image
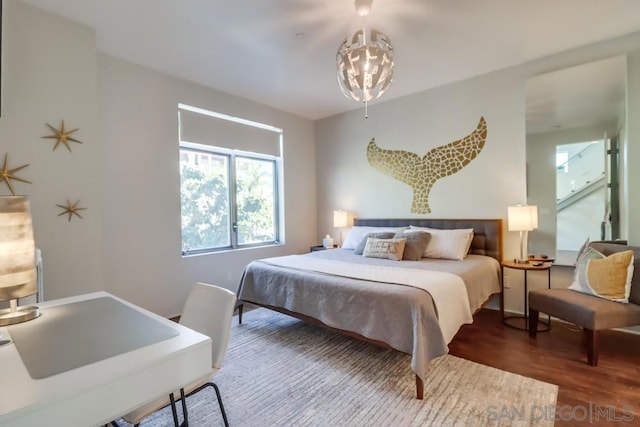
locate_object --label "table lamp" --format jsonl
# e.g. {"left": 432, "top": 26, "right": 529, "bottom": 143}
{"left": 0, "top": 196, "right": 40, "bottom": 326}
{"left": 333, "top": 210, "right": 349, "bottom": 247}
{"left": 508, "top": 204, "right": 538, "bottom": 264}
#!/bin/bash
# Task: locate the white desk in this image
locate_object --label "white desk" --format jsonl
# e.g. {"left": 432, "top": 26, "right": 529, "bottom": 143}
{"left": 0, "top": 292, "right": 212, "bottom": 427}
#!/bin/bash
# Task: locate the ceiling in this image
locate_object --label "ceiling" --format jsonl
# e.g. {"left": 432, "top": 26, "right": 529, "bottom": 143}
{"left": 526, "top": 55, "right": 627, "bottom": 135}
{"left": 20, "top": 0, "right": 640, "bottom": 124}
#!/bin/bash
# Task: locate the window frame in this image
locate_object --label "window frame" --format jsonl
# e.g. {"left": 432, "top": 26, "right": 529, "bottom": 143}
{"left": 179, "top": 141, "right": 282, "bottom": 256}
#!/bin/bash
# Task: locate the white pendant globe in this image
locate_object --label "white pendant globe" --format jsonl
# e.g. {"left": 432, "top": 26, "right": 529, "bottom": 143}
{"left": 336, "top": 28, "right": 394, "bottom": 103}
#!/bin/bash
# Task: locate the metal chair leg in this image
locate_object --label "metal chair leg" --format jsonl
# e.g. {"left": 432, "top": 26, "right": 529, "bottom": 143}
{"left": 211, "top": 383, "right": 229, "bottom": 427}
{"left": 180, "top": 388, "right": 189, "bottom": 427}
{"left": 181, "top": 381, "right": 230, "bottom": 427}
{"left": 236, "top": 303, "right": 244, "bottom": 325}
{"left": 169, "top": 392, "right": 180, "bottom": 427}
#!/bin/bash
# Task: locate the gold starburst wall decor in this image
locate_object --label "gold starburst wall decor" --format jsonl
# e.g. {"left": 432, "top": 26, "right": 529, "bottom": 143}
{"left": 56, "top": 199, "right": 87, "bottom": 222}
{"left": 42, "top": 120, "right": 83, "bottom": 152}
{"left": 0, "top": 153, "right": 31, "bottom": 195}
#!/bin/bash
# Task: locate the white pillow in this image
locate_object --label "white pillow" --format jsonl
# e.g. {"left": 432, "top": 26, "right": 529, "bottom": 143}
{"left": 341, "top": 226, "right": 406, "bottom": 249}
{"left": 407, "top": 226, "right": 474, "bottom": 260}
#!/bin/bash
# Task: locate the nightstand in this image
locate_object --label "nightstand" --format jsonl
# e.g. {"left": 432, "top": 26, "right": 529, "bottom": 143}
{"left": 310, "top": 245, "right": 337, "bottom": 252}
{"left": 501, "top": 259, "right": 553, "bottom": 332}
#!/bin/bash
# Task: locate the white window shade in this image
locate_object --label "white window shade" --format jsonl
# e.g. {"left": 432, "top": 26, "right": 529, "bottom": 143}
{"left": 179, "top": 107, "right": 281, "bottom": 157}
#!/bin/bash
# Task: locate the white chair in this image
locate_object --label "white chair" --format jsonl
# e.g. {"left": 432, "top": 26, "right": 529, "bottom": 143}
{"left": 121, "top": 283, "right": 236, "bottom": 426}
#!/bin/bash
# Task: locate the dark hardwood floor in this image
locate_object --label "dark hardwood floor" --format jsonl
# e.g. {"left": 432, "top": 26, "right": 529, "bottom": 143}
{"left": 449, "top": 309, "right": 640, "bottom": 426}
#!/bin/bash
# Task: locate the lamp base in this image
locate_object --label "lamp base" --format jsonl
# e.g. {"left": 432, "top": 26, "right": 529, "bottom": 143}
{"left": 0, "top": 305, "right": 40, "bottom": 326}
{"left": 514, "top": 258, "right": 530, "bottom": 264}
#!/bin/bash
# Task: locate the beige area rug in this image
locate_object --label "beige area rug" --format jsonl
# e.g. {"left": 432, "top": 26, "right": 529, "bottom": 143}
{"left": 117, "top": 308, "right": 558, "bottom": 427}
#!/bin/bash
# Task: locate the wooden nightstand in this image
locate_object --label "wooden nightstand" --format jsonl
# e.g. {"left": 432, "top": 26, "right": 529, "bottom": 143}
{"left": 501, "top": 259, "right": 553, "bottom": 332}
{"left": 310, "top": 245, "right": 337, "bottom": 252}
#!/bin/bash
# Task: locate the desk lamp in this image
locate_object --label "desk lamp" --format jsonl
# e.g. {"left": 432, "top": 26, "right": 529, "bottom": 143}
{"left": 508, "top": 204, "right": 538, "bottom": 264}
{"left": 0, "top": 196, "right": 40, "bottom": 326}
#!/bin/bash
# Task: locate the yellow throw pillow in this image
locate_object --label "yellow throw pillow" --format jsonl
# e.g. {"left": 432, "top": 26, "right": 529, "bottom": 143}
{"left": 587, "top": 251, "right": 634, "bottom": 300}
{"left": 569, "top": 247, "right": 634, "bottom": 303}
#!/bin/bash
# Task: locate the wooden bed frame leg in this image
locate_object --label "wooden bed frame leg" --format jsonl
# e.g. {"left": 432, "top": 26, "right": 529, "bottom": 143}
{"left": 415, "top": 375, "right": 424, "bottom": 400}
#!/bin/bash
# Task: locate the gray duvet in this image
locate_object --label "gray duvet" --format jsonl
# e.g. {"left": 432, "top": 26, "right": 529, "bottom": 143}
{"left": 239, "top": 248, "right": 500, "bottom": 382}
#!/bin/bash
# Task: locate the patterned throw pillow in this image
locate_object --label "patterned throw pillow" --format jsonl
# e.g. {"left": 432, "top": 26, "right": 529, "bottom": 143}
{"left": 362, "top": 238, "right": 406, "bottom": 261}
{"left": 396, "top": 231, "right": 431, "bottom": 261}
{"left": 354, "top": 232, "right": 397, "bottom": 255}
{"left": 568, "top": 246, "right": 635, "bottom": 303}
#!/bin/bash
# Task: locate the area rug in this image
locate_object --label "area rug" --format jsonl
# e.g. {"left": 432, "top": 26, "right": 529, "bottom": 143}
{"left": 117, "top": 308, "right": 558, "bottom": 426}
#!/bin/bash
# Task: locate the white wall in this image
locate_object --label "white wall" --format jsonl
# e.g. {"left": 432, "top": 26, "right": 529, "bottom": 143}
{"left": 316, "top": 69, "right": 526, "bottom": 246}
{"left": 99, "top": 56, "right": 316, "bottom": 316}
{"left": 3, "top": 1, "right": 317, "bottom": 317}
{"left": 315, "top": 69, "right": 529, "bottom": 311}
{"left": 1, "top": 1, "right": 103, "bottom": 300}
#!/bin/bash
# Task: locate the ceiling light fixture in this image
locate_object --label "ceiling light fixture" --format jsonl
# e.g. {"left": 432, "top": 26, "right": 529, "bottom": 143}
{"left": 336, "top": 0, "right": 394, "bottom": 118}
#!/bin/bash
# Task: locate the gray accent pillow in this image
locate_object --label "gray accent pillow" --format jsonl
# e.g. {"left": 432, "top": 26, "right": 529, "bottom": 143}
{"left": 396, "top": 231, "right": 431, "bottom": 260}
{"left": 354, "top": 232, "right": 396, "bottom": 255}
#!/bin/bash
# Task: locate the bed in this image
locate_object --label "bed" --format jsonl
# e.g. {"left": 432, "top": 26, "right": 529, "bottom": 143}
{"left": 238, "top": 218, "right": 503, "bottom": 399}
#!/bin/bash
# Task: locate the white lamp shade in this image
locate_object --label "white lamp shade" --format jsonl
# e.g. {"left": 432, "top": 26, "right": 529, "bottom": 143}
{"left": 333, "top": 210, "right": 349, "bottom": 228}
{"left": 507, "top": 205, "right": 538, "bottom": 232}
{"left": 0, "top": 196, "right": 37, "bottom": 300}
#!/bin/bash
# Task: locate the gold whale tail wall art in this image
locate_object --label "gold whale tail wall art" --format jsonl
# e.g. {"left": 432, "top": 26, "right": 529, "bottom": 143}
{"left": 366, "top": 117, "right": 487, "bottom": 214}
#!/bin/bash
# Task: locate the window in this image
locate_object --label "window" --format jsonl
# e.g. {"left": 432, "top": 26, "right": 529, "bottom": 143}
{"left": 178, "top": 104, "right": 283, "bottom": 255}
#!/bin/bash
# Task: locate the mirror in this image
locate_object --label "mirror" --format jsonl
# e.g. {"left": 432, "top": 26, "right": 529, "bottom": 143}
{"left": 556, "top": 139, "right": 610, "bottom": 253}
{"left": 525, "top": 55, "right": 627, "bottom": 265}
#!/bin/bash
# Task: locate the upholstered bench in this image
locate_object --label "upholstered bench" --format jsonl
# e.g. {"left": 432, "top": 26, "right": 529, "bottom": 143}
{"left": 528, "top": 242, "right": 640, "bottom": 366}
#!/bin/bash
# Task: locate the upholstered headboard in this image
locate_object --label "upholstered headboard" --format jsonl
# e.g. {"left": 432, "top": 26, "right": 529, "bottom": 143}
{"left": 353, "top": 218, "right": 503, "bottom": 262}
